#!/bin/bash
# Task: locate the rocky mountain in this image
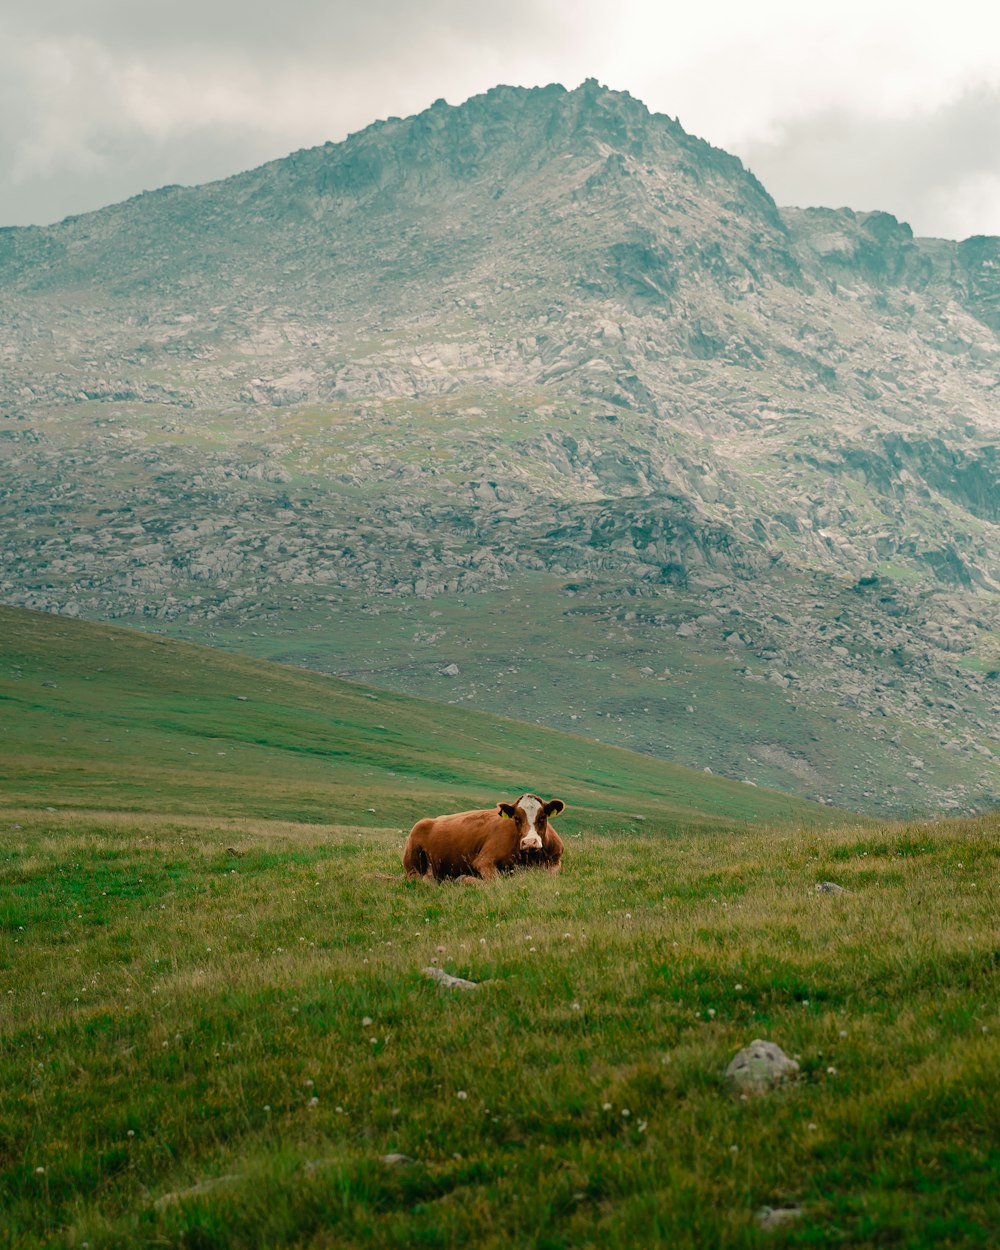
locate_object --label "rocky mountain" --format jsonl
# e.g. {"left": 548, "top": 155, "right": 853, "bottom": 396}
{"left": 1, "top": 79, "right": 998, "bottom": 814}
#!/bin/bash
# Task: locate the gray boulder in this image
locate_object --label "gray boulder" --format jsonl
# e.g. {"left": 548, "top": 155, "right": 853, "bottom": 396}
{"left": 422, "top": 966, "right": 480, "bottom": 990}
{"left": 725, "top": 1039, "right": 799, "bottom": 1091}
{"left": 756, "top": 1204, "right": 803, "bottom": 1231}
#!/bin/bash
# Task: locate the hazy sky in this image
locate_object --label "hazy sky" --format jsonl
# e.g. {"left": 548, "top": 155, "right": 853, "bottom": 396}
{"left": 3, "top": 0, "right": 999, "bottom": 238}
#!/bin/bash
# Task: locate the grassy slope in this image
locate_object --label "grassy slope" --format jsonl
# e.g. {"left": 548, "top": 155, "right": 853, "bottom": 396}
{"left": 3, "top": 607, "right": 998, "bottom": 1247}
{"left": 155, "top": 569, "right": 999, "bottom": 817}
{"left": 0, "top": 605, "right": 834, "bottom": 833}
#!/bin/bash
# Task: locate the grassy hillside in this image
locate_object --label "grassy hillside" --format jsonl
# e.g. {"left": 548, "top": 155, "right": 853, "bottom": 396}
{"left": 0, "top": 605, "right": 835, "bottom": 833}
{"left": 175, "top": 569, "right": 998, "bottom": 815}
{"left": 1, "top": 608, "right": 997, "bottom": 1246}
{"left": 2, "top": 808, "right": 998, "bottom": 1248}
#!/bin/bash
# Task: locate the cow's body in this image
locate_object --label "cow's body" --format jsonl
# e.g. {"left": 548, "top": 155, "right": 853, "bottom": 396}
{"left": 402, "top": 793, "right": 566, "bottom": 882}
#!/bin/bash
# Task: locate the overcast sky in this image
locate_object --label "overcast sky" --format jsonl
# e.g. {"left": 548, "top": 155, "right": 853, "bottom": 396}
{"left": 3, "top": 0, "right": 999, "bottom": 239}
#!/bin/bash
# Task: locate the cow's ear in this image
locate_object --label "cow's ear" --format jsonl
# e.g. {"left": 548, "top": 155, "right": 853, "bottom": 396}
{"left": 544, "top": 799, "right": 565, "bottom": 817}
{"left": 498, "top": 803, "right": 517, "bottom": 819}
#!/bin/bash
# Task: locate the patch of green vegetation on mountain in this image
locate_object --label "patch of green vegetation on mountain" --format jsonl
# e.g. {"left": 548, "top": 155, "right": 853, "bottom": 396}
{"left": 163, "top": 572, "right": 994, "bottom": 814}
{"left": 0, "top": 605, "right": 829, "bottom": 831}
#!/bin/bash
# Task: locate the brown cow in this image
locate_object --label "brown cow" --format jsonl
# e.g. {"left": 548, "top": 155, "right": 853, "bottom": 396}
{"left": 402, "top": 793, "right": 566, "bottom": 882}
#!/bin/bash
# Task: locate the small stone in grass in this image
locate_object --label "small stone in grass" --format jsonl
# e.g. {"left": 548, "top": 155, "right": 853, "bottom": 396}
{"left": 422, "top": 967, "right": 481, "bottom": 990}
{"left": 154, "top": 1175, "right": 240, "bottom": 1209}
{"left": 724, "top": 1040, "right": 799, "bottom": 1092}
{"left": 757, "top": 1204, "right": 803, "bottom": 1231}
{"left": 381, "top": 1153, "right": 414, "bottom": 1166}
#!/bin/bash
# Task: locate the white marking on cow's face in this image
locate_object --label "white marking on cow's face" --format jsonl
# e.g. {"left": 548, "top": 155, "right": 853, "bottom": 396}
{"left": 516, "top": 794, "right": 544, "bottom": 850}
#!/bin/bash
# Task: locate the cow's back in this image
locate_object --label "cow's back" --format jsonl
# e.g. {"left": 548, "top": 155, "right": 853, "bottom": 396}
{"left": 425, "top": 809, "right": 502, "bottom": 878}
{"left": 403, "top": 807, "right": 514, "bottom": 879}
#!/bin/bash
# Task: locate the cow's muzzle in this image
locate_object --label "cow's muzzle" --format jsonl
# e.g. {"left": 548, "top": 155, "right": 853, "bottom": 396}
{"left": 520, "top": 832, "right": 543, "bottom": 851}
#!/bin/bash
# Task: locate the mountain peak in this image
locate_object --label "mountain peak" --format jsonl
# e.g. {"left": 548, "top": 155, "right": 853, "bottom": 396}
{"left": 1, "top": 80, "right": 999, "bottom": 817}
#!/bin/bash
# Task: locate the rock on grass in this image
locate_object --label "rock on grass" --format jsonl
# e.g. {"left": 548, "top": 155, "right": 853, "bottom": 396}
{"left": 724, "top": 1040, "right": 799, "bottom": 1092}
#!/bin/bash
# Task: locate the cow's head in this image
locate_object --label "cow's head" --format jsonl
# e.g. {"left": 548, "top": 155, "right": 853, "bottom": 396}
{"left": 497, "top": 793, "right": 565, "bottom": 852}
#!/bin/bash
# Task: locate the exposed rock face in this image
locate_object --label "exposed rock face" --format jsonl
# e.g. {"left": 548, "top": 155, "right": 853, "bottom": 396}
{"left": 0, "top": 80, "right": 997, "bottom": 814}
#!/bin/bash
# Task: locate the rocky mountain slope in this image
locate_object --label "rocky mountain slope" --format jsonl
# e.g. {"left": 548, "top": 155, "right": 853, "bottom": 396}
{"left": 1, "top": 80, "right": 998, "bottom": 813}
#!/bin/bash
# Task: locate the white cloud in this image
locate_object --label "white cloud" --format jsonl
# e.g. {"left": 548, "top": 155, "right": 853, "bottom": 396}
{"left": 737, "top": 86, "right": 1000, "bottom": 237}
{"left": 1, "top": 0, "right": 999, "bottom": 234}
{"left": 0, "top": 3, "right": 591, "bottom": 222}
{"left": 917, "top": 172, "right": 1000, "bottom": 242}
{"left": 594, "top": 0, "right": 1000, "bottom": 142}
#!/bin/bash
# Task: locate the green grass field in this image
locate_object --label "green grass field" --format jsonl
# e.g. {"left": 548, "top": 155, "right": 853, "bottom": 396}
{"left": 2, "top": 608, "right": 998, "bottom": 1248}
{"left": 3, "top": 811, "right": 998, "bottom": 1248}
